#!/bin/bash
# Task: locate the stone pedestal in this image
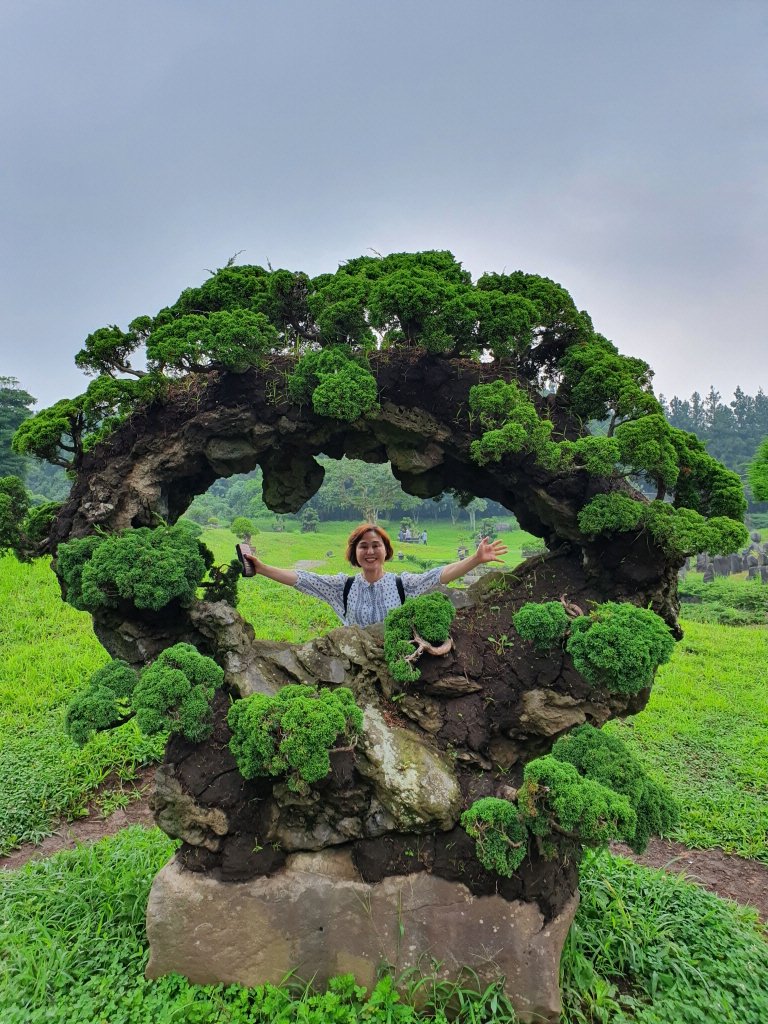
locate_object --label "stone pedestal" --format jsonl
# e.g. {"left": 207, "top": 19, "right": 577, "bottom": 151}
{"left": 146, "top": 850, "right": 578, "bottom": 1023}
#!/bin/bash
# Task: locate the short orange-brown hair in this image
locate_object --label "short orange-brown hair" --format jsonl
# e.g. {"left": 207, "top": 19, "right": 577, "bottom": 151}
{"left": 346, "top": 524, "right": 394, "bottom": 566}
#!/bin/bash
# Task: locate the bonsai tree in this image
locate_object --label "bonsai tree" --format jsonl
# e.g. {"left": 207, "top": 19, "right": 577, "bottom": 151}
{"left": 231, "top": 516, "right": 256, "bottom": 543}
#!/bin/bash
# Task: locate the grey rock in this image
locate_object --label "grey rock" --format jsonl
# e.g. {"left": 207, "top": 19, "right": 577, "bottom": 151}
{"left": 517, "top": 689, "right": 586, "bottom": 737}
{"left": 146, "top": 851, "right": 579, "bottom": 1024}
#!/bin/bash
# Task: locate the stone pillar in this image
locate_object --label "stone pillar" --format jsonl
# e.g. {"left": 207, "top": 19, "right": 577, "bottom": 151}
{"left": 146, "top": 850, "right": 579, "bottom": 1024}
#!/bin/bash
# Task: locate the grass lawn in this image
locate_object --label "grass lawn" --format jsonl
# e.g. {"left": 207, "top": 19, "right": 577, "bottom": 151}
{"left": 607, "top": 618, "right": 768, "bottom": 861}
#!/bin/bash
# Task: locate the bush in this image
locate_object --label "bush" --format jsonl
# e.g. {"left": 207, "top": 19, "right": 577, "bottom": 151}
{"left": 566, "top": 601, "right": 674, "bottom": 695}
{"left": 577, "top": 492, "right": 645, "bottom": 536}
{"left": 287, "top": 347, "right": 379, "bottom": 422}
{"left": 460, "top": 797, "right": 528, "bottom": 876}
{"left": 231, "top": 516, "right": 256, "bottom": 541}
{"left": 300, "top": 508, "right": 320, "bottom": 532}
{"left": 57, "top": 525, "right": 207, "bottom": 612}
{"left": 512, "top": 601, "right": 570, "bottom": 651}
{"left": 383, "top": 593, "right": 456, "bottom": 684}
{"left": 518, "top": 755, "right": 637, "bottom": 846}
{"left": 131, "top": 643, "right": 223, "bottom": 742}
{"left": 65, "top": 660, "right": 138, "bottom": 746}
{"left": 227, "top": 684, "right": 363, "bottom": 793}
{"left": 551, "top": 724, "right": 679, "bottom": 853}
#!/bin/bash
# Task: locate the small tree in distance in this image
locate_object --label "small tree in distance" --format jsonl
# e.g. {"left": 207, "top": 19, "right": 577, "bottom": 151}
{"left": 231, "top": 516, "right": 256, "bottom": 543}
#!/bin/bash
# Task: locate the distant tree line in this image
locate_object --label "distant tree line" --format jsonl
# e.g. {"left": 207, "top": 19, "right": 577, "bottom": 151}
{"left": 185, "top": 459, "right": 512, "bottom": 530}
{"left": 660, "top": 387, "right": 768, "bottom": 502}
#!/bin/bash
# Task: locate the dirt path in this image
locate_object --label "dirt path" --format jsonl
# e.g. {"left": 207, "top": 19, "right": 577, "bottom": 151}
{"left": 3, "top": 778, "right": 766, "bottom": 926}
{"left": 0, "top": 767, "right": 156, "bottom": 872}
{"left": 611, "top": 838, "right": 768, "bottom": 923}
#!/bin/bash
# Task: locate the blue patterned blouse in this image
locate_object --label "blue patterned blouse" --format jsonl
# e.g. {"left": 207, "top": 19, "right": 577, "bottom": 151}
{"left": 294, "top": 566, "right": 446, "bottom": 626}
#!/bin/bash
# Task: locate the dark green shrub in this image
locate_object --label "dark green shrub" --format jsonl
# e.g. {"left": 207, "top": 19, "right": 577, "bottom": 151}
{"left": 468, "top": 380, "right": 558, "bottom": 468}
{"left": 512, "top": 601, "right": 570, "bottom": 651}
{"left": 383, "top": 593, "right": 456, "bottom": 684}
{"left": 57, "top": 525, "right": 207, "bottom": 612}
{"left": 227, "top": 684, "right": 363, "bottom": 792}
{"left": 0, "top": 475, "right": 30, "bottom": 553}
{"left": 577, "top": 493, "right": 645, "bottom": 536}
{"left": 460, "top": 797, "right": 528, "bottom": 876}
{"left": 65, "top": 660, "right": 138, "bottom": 746}
{"left": 518, "top": 755, "right": 637, "bottom": 846}
{"left": 300, "top": 508, "right": 320, "bottom": 532}
{"left": 560, "top": 435, "right": 620, "bottom": 476}
{"left": 551, "top": 724, "right": 679, "bottom": 853}
{"left": 287, "top": 347, "right": 379, "bottom": 422}
{"left": 131, "top": 643, "right": 223, "bottom": 742}
{"left": 566, "top": 602, "right": 674, "bottom": 695}
{"left": 22, "top": 500, "right": 62, "bottom": 546}
{"left": 55, "top": 534, "right": 102, "bottom": 609}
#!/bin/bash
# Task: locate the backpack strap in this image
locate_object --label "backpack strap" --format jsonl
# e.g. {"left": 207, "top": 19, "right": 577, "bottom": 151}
{"left": 343, "top": 575, "right": 406, "bottom": 618}
{"left": 342, "top": 576, "right": 354, "bottom": 616}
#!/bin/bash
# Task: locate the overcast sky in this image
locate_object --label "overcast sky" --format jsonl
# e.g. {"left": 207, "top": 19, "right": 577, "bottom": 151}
{"left": 1, "top": 0, "right": 766, "bottom": 410}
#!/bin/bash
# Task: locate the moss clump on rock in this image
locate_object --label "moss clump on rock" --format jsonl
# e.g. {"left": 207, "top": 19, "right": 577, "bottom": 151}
{"left": 512, "top": 601, "right": 570, "bottom": 651}
{"left": 383, "top": 592, "right": 456, "bottom": 684}
{"left": 57, "top": 525, "right": 208, "bottom": 612}
{"left": 565, "top": 601, "right": 674, "bottom": 696}
{"left": 461, "top": 797, "right": 528, "bottom": 876}
{"left": 227, "top": 684, "right": 363, "bottom": 793}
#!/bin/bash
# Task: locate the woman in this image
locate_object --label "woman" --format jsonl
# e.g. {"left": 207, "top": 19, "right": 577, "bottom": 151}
{"left": 244, "top": 523, "right": 508, "bottom": 627}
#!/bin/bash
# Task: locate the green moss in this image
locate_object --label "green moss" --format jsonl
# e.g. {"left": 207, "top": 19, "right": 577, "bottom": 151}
{"left": 519, "top": 754, "right": 637, "bottom": 846}
{"left": 383, "top": 592, "right": 456, "bottom": 684}
{"left": 227, "top": 684, "right": 363, "bottom": 793}
{"left": 551, "top": 724, "right": 679, "bottom": 853}
{"left": 512, "top": 601, "right": 570, "bottom": 651}
{"left": 566, "top": 602, "right": 675, "bottom": 696}
{"left": 460, "top": 797, "right": 528, "bottom": 876}
{"left": 131, "top": 643, "right": 223, "bottom": 743}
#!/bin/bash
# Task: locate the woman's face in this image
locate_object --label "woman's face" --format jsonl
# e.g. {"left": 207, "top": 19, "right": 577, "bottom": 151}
{"left": 356, "top": 530, "right": 386, "bottom": 571}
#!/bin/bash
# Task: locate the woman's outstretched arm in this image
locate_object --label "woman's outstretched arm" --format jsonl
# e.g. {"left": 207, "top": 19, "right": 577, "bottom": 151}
{"left": 439, "top": 537, "right": 508, "bottom": 585}
{"left": 244, "top": 553, "right": 298, "bottom": 587}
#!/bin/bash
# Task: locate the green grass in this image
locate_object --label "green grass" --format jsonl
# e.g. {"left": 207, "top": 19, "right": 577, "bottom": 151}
{"left": 0, "top": 556, "right": 163, "bottom": 854}
{"left": 606, "top": 618, "right": 768, "bottom": 861}
{"left": 1, "top": 826, "right": 765, "bottom": 1024}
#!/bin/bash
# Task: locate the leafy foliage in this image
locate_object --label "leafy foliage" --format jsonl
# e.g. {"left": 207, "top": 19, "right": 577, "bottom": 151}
{"left": 287, "top": 347, "right": 379, "bottom": 422}
{"left": 468, "top": 379, "right": 558, "bottom": 468}
{"left": 551, "top": 724, "right": 679, "bottom": 853}
{"left": 65, "top": 645, "right": 223, "bottom": 746}
{"left": 748, "top": 436, "right": 768, "bottom": 501}
{"left": 460, "top": 797, "right": 528, "bottom": 876}
{"left": 227, "top": 684, "right": 363, "bottom": 792}
{"left": 0, "top": 376, "right": 35, "bottom": 477}
{"left": 65, "top": 660, "right": 138, "bottom": 746}
{"left": 230, "top": 516, "right": 256, "bottom": 541}
{"left": 383, "top": 592, "right": 456, "bottom": 684}
{"left": 0, "top": 476, "right": 30, "bottom": 553}
{"left": 557, "top": 335, "right": 660, "bottom": 430}
{"left": 512, "top": 600, "right": 570, "bottom": 651}
{"left": 566, "top": 602, "right": 675, "bottom": 695}
{"left": 57, "top": 524, "right": 207, "bottom": 612}
{"left": 519, "top": 754, "right": 637, "bottom": 845}
{"left": 146, "top": 310, "right": 279, "bottom": 373}
{"left": 578, "top": 493, "right": 748, "bottom": 557}
{"left": 131, "top": 643, "right": 223, "bottom": 742}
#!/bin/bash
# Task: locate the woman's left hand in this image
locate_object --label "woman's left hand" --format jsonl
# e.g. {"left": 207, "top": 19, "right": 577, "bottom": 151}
{"left": 475, "top": 537, "right": 509, "bottom": 564}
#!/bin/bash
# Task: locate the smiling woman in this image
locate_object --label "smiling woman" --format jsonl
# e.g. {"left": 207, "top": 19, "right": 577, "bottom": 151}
{"left": 243, "top": 523, "right": 508, "bottom": 626}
